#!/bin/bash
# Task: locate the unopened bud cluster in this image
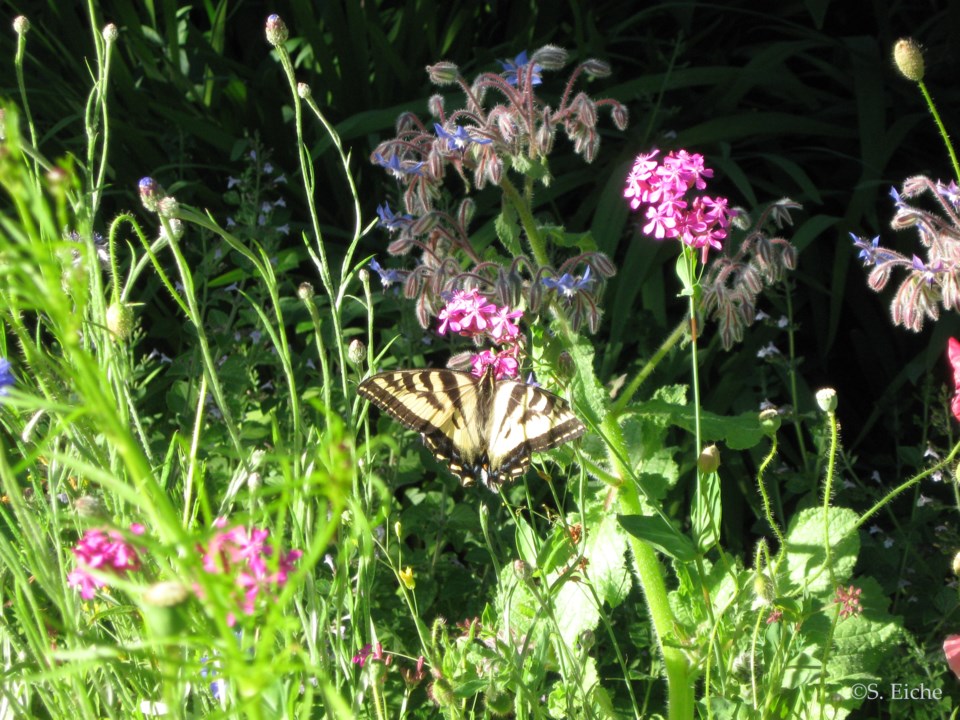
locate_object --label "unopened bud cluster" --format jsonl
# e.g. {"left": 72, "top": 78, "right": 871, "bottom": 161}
{"left": 367, "top": 46, "right": 625, "bottom": 334}
{"left": 700, "top": 199, "right": 801, "bottom": 349}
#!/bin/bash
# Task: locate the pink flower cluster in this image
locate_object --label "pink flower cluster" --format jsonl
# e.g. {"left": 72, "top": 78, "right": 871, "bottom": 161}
{"left": 67, "top": 524, "right": 145, "bottom": 599}
{"left": 199, "top": 519, "right": 302, "bottom": 626}
{"left": 436, "top": 289, "right": 523, "bottom": 380}
{"left": 623, "top": 149, "right": 735, "bottom": 262}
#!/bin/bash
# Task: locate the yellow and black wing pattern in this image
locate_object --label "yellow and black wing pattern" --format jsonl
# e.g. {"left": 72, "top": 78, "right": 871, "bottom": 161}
{"left": 357, "top": 367, "right": 585, "bottom": 487}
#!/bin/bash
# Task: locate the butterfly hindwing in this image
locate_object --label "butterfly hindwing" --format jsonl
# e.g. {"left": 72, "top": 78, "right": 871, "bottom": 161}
{"left": 358, "top": 367, "right": 585, "bottom": 488}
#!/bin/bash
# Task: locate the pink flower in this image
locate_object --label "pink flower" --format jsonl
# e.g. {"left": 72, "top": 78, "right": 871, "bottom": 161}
{"left": 436, "top": 289, "right": 497, "bottom": 336}
{"left": 198, "top": 522, "right": 302, "bottom": 624}
{"left": 625, "top": 148, "right": 731, "bottom": 261}
{"left": 471, "top": 348, "right": 519, "bottom": 380}
{"left": 948, "top": 338, "right": 960, "bottom": 421}
{"left": 944, "top": 635, "right": 960, "bottom": 679}
{"left": 68, "top": 526, "right": 143, "bottom": 600}
{"left": 834, "top": 584, "right": 863, "bottom": 619}
{"left": 487, "top": 305, "right": 523, "bottom": 342}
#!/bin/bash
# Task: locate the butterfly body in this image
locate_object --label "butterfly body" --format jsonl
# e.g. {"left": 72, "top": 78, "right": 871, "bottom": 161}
{"left": 358, "top": 367, "right": 585, "bottom": 487}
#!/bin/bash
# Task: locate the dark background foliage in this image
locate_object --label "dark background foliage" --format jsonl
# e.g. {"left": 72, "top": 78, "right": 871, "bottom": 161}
{"left": 5, "top": 0, "right": 960, "bottom": 697}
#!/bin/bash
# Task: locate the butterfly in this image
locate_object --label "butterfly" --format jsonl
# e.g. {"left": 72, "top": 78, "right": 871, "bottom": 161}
{"left": 358, "top": 366, "right": 585, "bottom": 488}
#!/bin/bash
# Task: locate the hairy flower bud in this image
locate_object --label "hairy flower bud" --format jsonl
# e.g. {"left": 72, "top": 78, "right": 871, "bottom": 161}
{"left": 13, "top": 16, "right": 29, "bottom": 35}
{"left": 457, "top": 198, "right": 475, "bottom": 229}
{"left": 580, "top": 58, "right": 611, "bottom": 78}
{"left": 348, "top": 338, "right": 366, "bottom": 365}
{"left": 426, "top": 61, "right": 460, "bottom": 85}
{"left": 589, "top": 252, "right": 617, "bottom": 278}
{"left": 297, "top": 282, "right": 314, "bottom": 300}
{"left": 157, "top": 196, "right": 179, "bottom": 219}
{"left": 159, "top": 218, "right": 183, "bottom": 241}
{"left": 531, "top": 44, "right": 568, "bottom": 70}
{"left": 759, "top": 408, "right": 781, "bottom": 435}
{"left": 265, "top": 14, "right": 288, "bottom": 46}
{"left": 816, "top": 387, "right": 838, "bottom": 413}
{"left": 952, "top": 550, "right": 960, "bottom": 577}
{"left": 138, "top": 176, "right": 163, "bottom": 212}
{"left": 753, "top": 573, "right": 775, "bottom": 605}
{"left": 428, "top": 94, "right": 445, "bottom": 118}
{"left": 297, "top": 82, "right": 311, "bottom": 99}
{"left": 102, "top": 24, "right": 118, "bottom": 43}
{"left": 698, "top": 444, "right": 721, "bottom": 474}
{"left": 611, "top": 102, "right": 629, "bottom": 131}
{"left": 893, "top": 38, "right": 924, "bottom": 82}
{"left": 106, "top": 302, "right": 134, "bottom": 340}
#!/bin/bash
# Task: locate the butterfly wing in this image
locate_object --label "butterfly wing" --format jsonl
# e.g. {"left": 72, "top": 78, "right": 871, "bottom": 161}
{"left": 358, "top": 370, "right": 486, "bottom": 482}
{"left": 483, "top": 379, "right": 587, "bottom": 485}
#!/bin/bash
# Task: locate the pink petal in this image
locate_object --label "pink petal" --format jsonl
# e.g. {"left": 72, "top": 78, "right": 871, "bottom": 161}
{"left": 944, "top": 635, "right": 960, "bottom": 679}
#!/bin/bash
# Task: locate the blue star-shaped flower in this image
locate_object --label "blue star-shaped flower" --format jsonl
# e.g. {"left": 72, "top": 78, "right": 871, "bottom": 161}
{"left": 374, "top": 153, "right": 424, "bottom": 179}
{"left": 542, "top": 266, "right": 592, "bottom": 297}
{"left": 499, "top": 51, "right": 542, "bottom": 87}
{"left": 369, "top": 258, "right": 404, "bottom": 288}
{"left": 376, "top": 203, "right": 414, "bottom": 232}
{"left": 434, "top": 124, "right": 492, "bottom": 152}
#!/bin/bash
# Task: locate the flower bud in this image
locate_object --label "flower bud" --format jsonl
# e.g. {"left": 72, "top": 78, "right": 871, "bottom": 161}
{"left": 611, "top": 102, "right": 629, "bottom": 131}
{"left": 753, "top": 573, "right": 775, "bottom": 604}
{"left": 758, "top": 408, "right": 781, "bottom": 435}
{"left": 531, "top": 44, "right": 568, "bottom": 70}
{"left": 157, "top": 196, "right": 179, "bottom": 219}
{"left": 427, "top": 94, "right": 445, "bottom": 117}
{"left": 815, "top": 387, "right": 838, "bottom": 413}
{"left": 159, "top": 218, "right": 183, "bottom": 241}
{"left": 141, "top": 581, "right": 191, "bottom": 639}
{"left": 138, "top": 177, "right": 163, "bottom": 212}
{"left": 102, "top": 24, "right": 118, "bottom": 43}
{"left": 297, "top": 282, "right": 314, "bottom": 300}
{"left": 698, "top": 444, "right": 721, "bottom": 474}
{"left": 106, "top": 302, "right": 134, "bottom": 340}
{"left": 426, "top": 61, "right": 459, "bottom": 85}
{"left": 513, "top": 559, "right": 532, "bottom": 581}
{"left": 399, "top": 566, "right": 415, "bottom": 590}
{"left": 348, "top": 338, "right": 366, "bottom": 365}
{"left": 893, "top": 38, "right": 924, "bottom": 82}
{"left": 580, "top": 58, "right": 611, "bottom": 78}
{"left": 13, "top": 16, "right": 29, "bottom": 35}
{"left": 265, "top": 14, "right": 289, "bottom": 46}
{"left": 952, "top": 550, "right": 960, "bottom": 577}
{"left": 297, "top": 82, "right": 311, "bottom": 99}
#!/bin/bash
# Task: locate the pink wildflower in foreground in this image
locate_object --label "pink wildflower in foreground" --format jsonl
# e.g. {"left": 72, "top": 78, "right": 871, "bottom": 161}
{"left": 944, "top": 635, "right": 960, "bottom": 679}
{"left": 199, "top": 521, "right": 302, "bottom": 625}
{"left": 623, "top": 148, "right": 734, "bottom": 262}
{"left": 68, "top": 525, "right": 145, "bottom": 599}
{"left": 834, "top": 584, "right": 863, "bottom": 619}
{"left": 948, "top": 338, "right": 960, "bottom": 422}
{"left": 352, "top": 642, "right": 391, "bottom": 668}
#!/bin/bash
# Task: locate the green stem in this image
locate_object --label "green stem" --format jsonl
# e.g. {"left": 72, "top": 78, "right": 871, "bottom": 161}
{"left": 783, "top": 281, "right": 809, "bottom": 468}
{"left": 917, "top": 80, "right": 960, "bottom": 184}
{"left": 613, "top": 318, "right": 686, "bottom": 414}
{"left": 821, "top": 408, "right": 839, "bottom": 581}
{"left": 756, "top": 432, "right": 785, "bottom": 550}
{"left": 499, "top": 175, "right": 549, "bottom": 267}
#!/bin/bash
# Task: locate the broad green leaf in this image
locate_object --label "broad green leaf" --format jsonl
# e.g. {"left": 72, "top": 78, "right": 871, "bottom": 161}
{"left": 618, "top": 514, "right": 698, "bottom": 562}
{"left": 782, "top": 506, "right": 860, "bottom": 595}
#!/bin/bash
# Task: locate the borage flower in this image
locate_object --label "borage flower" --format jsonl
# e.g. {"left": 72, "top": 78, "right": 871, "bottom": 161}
{"left": 499, "top": 50, "right": 542, "bottom": 87}
{"left": 434, "top": 124, "right": 492, "bottom": 153}
{"left": 0, "top": 358, "right": 13, "bottom": 396}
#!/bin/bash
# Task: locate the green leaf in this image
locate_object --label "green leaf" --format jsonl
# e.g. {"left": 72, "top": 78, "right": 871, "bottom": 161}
{"left": 495, "top": 201, "right": 522, "bottom": 257}
{"left": 632, "top": 397, "right": 767, "bottom": 450}
{"left": 618, "top": 514, "right": 698, "bottom": 562}
{"left": 692, "top": 469, "right": 721, "bottom": 553}
{"left": 782, "top": 506, "right": 860, "bottom": 595}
